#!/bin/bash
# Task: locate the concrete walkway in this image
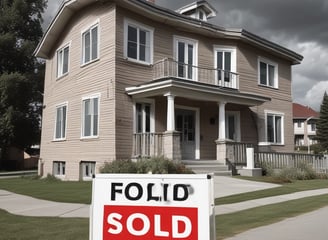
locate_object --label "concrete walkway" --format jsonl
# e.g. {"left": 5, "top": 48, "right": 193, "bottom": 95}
{"left": 1, "top": 176, "right": 328, "bottom": 218}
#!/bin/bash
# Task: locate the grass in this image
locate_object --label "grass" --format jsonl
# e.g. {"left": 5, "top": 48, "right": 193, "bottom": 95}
{"left": 216, "top": 194, "right": 328, "bottom": 239}
{"left": 0, "top": 176, "right": 92, "bottom": 204}
{"left": 0, "top": 176, "right": 328, "bottom": 239}
{"left": 0, "top": 209, "right": 88, "bottom": 240}
{"left": 215, "top": 178, "right": 328, "bottom": 205}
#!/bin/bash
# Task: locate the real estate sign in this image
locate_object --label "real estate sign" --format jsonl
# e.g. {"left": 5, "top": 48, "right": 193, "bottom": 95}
{"left": 90, "top": 174, "right": 215, "bottom": 240}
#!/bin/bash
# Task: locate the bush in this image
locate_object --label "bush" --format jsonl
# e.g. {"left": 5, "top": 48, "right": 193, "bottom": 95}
{"left": 100, "top": 159, "right": 137, "bottom": 173}
{"left": 100, "top": 157, "right": 193, "bottom": 174}
{"left": 274, "top": 163, "right": 317, "bottom": 181}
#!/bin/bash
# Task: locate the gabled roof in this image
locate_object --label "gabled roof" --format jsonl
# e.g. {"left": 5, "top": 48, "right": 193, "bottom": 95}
{"left": 293, "top": 103, "right": 319, "bottom": 119}
{"left": 176, "top": 1, "right": 217, "bottom": 20}
{"left": 35, "top": 0, "right": 303, "bottom": 65}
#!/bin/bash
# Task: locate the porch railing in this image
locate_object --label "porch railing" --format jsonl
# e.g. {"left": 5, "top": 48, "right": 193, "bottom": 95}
{"left": 256, "top": 152, "right": 328, "bottom": 173}
{"left": 152, "top": 58, "right": 239, "bottom": 89}
{"left": 226, "top": 142, "right": 252, "bottom": 165}
{"left": 133, "top": 133, "right": 164, "bottom": 158}
{"left": 225, "top": 142, "right": 328, "bottom": 173}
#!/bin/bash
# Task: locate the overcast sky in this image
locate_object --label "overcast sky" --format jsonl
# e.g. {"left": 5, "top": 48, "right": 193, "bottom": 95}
{"left": 43, "top": 0, "right": 328, "bottom": 111}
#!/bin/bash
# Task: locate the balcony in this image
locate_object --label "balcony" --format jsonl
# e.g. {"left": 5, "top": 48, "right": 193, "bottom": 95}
{"left": 152, "top": 58, "right": 239, "bottom": 89}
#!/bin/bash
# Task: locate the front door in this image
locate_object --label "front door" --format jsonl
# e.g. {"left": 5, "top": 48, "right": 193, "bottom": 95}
{"left": 176, "top": 109, "right": 196, "bottom": 159}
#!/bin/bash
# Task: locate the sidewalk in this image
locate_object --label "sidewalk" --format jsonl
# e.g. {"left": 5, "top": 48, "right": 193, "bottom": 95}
{"left": 1, "top": 176, "right": 328, "bottom": 219}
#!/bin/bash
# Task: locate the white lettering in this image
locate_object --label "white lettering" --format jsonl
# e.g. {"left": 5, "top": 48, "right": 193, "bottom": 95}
{"left": 107, "top": 213, "right": 123, "bottom": 234}
{"left": 127, "top": 213, "right": 150, "bottom": 236}
{"left": 172, "top": 215, "right": 192, "bottom": 238}
{"left": 154, "top": 214, "right": 169, "bottom": 237}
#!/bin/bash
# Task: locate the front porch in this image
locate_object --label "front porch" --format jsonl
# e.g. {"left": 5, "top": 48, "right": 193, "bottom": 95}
{"left": 126, "top": 58, "right": 271, "bottom": 164}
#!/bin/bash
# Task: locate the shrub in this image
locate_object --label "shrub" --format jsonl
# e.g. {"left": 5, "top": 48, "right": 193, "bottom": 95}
{"left": 100, "top": 157, "right": 193, "bottom": 174}
{"left": 100, "top": 160, "right": 137, "bottom": 173}
{"left": 274, "top": 163, "right": 317, "bottom": 181}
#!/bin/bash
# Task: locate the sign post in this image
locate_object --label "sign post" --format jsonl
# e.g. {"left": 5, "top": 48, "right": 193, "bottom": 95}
{"left": 90, "top": 174, "right": 215, "bottom": 240}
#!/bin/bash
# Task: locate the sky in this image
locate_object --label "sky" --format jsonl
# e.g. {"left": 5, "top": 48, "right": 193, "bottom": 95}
{"left": 43, "top": 0, "right": 328, "bottom": 111}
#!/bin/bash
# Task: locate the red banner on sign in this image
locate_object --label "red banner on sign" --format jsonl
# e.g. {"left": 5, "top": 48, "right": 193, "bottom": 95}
{"left": 103, "top": 205, "right": 198, "bottom": 240}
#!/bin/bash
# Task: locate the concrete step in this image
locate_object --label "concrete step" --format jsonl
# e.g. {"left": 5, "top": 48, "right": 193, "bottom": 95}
{"left": 182, "top": 160, "right": 232, "bottom": 176}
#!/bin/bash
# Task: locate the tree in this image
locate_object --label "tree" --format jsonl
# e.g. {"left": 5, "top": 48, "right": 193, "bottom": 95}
{"left": 316, "top": 92, "right": 328, "bottom": 151}
{"left": 0, "top": 0, "right": 47, "bottom": 161}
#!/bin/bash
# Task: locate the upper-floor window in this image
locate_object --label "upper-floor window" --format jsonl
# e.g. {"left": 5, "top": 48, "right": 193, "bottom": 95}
{"left": 57, "top": 44, "right": 69, "bottom": 78}
{"left": 266, "top": 111, "right": 284, "bottom": 144}
{"left": 174, "top": 36, "right": 198, "bottom": 80}
{"left": 214, "top": 46, "right": 237, "bottom": 87}
{"left": 82, "top": 94, "right": 100, "bottom": 138}
{"left": 311, "top": 122, "right": 316, "bottom": 131}
{"left": 82, "top": 24, "right": 99, "bottom": 65}
{"left": 258, "top": 57, "right": 278, "bottom": 88}
{"left": 54, "top": 103, "right": 67, "bottom": 140}
{"left": 124, "top": 19, "right": 153, "bottom": 64}
{"left": 297, "top": 120, "right": 302, "bottom": 128}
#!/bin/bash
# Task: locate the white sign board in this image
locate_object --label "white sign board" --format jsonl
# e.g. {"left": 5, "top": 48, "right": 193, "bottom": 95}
{"left": 90, "top": 174, "right": 215, "bottom": 240}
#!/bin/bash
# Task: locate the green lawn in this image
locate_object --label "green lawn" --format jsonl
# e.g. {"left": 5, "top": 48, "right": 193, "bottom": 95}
{"left": 0, "top": 209, "right": 88, "bottom": 240}
{"left": 0, "top": 176, "right": 92, "bottom": 204}
{"left": 216, "top": 194, "right": 328, "bottom": 239}
{"left": 0, "top": 177, "right": 328, "bottom": 239}
{"left": 215, "top": 179, "right": 328, "bottom": 205}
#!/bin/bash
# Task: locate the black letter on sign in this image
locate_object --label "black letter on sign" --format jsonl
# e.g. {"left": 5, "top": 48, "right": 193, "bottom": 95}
{"left": 173, "top": 184, "right": 189, "bottom": 201}
{"left": 111, "top": 182, "right": 123, "bottom": 201}
{"left": 147, "top": 183, "right": 160, "bottom": 201}
{"left": 125, "top": 182, "right": 143, "bottom": 201}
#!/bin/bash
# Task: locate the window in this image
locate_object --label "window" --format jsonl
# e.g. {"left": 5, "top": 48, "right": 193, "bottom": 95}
{"left": 57, "top": 45, "right": 69, "bottom": 77}
{"left": 82, "top": 24, "right": 99, "bottom": 65}
{"left": 53, "top": 161, "right": 65, "bottom": 177}
{"left": 135, "top": 101, "right": 154, "bottom": 133}
{"left": 311, "top": 122, "right": 316, "bottom": 131}
{"left": 80, "top": 161, "right": 95, "bottom": 180}
{"left": 297, "top": 120, "right": 302, "bottom": 128}
{"left": 258, "top": 57, "right": 278, "bottom": 88}
{"left": 266, "top": 112, "right": 284, "bottom": 144}
{"left": 82, "top": 95, "right": 99, "bottom": 138}
{"left": 124, "top": 19, "right": 153, "bottom": 64}
{"left": 54, "top": 103, "right": 67, "bottom": 140}
{"left": 174, "top": 36, "right": 198, "bottom": 80}
{"left": 214, "top": 46, "right": 237, "bottom": 87}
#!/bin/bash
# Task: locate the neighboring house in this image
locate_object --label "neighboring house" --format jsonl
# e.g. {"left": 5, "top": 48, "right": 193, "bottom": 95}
{"left": 34, "top": 0, "right": 303, "bottom": 180}
{"left": 293, "top": 103, "right": 319, "bottom": 148}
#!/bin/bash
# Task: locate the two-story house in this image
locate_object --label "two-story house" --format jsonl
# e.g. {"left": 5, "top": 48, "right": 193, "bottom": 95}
{"left": 293, "top": 103, "right": 319, "bottom": 149}
{"left": 35, "top": 0, "right": 303, "bottom": 180}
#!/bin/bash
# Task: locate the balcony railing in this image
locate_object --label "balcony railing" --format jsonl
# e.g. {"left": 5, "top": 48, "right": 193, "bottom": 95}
{"left": 152, "top": 58, "right": 239, "bottom": 89}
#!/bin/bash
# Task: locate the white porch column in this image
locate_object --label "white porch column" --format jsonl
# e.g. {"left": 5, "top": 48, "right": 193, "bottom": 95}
{"left": 165, "top": 92, "right": 175, "bottom": 131}
{"left": 218, "top": 101, "right": 226, "bottom": 140}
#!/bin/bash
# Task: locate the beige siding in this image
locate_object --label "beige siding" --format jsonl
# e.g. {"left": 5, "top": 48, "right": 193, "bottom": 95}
{"left": 40, "top": 2, "right": 296, "bottom": 178}
{"left": 40, "top": 3, "right": 116, "bottom": 180}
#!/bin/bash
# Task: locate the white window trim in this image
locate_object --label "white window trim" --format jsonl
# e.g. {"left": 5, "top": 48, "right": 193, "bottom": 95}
{"left": 258, "top": 56, "right": 279, "bottom": 88}
{"left": 53, "top": 102, "right": 68, "bottom": 141}
{"left": 80, "top": 161, "right": 96, "bottom": 181}
{"left": 53, "top": 161, "right": 66, "bottom": 179}
{"left": 213, "top": 46, "right": 237, "bottom": 72}
{"left": 133, "top": 98, "right": 155, "bottom": 133}
{"left": 56, "top": 42, "right": 71, "bottom": 78}
{"left": 175, "top": 105, "right": 200, "bottom": 160}
{"left": 81, "top": 93, "right": 101, "bottom": 139}
{"left": 124, "top": 18, "right": 154, "bottom": 65}
{"left": 214, "top": 45, "right": 237, "bottom": 86}
{"left": 81, "top": 20, "right": 100, "bottom": 66}
{"left": 264, "top": 110, "right": 285, "bottom": 145}
{"left": 173, "top": 36, "right": 199, "bottom": 81}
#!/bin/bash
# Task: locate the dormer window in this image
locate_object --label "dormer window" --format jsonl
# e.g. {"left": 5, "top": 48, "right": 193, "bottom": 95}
{"left": 176, "top": 1, "right": 217, "bottom": 22}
